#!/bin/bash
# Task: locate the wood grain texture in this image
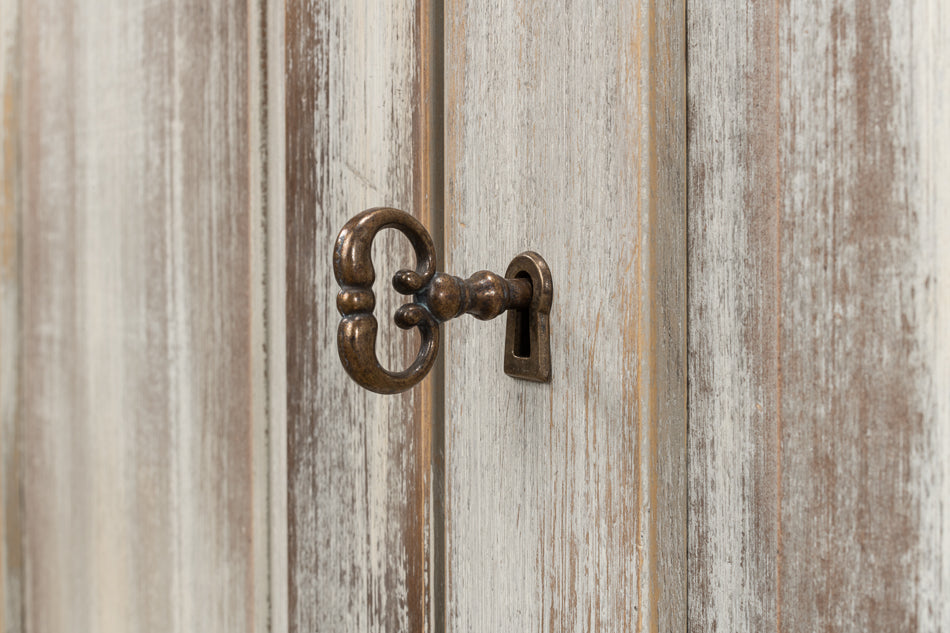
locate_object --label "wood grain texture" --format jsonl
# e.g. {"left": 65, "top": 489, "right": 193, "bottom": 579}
{"left": 283, "top": 1, "right": 440, "bottom": 631}
{"left": 18, "top": 1, "right": 270, "bottom": 631}
{"left": 688, "top": 0, "right": 950, "bottom": 630}
{"left": 0, "top": 0, "right": 22, "bottom": 629}
{"left": 263, "top": 1, "right": 290, "bottom": 632}
{"left": 443, "top": 1, "right": 686, "bottom": 631}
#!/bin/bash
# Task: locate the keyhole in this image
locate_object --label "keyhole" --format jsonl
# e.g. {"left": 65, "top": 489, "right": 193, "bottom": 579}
{"left": 513, "top": 273, "right": 532, "bottom": 358}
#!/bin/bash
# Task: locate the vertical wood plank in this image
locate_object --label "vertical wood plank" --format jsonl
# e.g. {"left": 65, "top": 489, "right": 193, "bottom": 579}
{"left": 688, "top": 0, "right": 950, "bottom": 629}
{"left": 18, "top": 1, "right": 270, "bottom": 631}
{"left": 264, "top": 0, "right": 290, "bottom": 631}
{"left": 686, "top": 1, "right": 780, "bottom": 629}
{"left": 443, "top": 1, "right": 686, "bottom": 631}
{"left": 0, "top": 0, "right": 22, "bottom": 629}
{"left": 283, "top": 1, "right": 439, "bottom": 631}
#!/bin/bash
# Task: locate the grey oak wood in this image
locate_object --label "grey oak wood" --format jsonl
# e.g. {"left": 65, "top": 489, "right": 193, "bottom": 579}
{"left": 443, "top": 1, "right": 686, "bottom": 631}
{"left": 16, "top": 2, "right": 272, "bottom": 631}
{"left": 283, "top": 1, "right": 441, "bottom": 631}
{"left": 688, "top": 0, "right": 950, "bottom": 630}
{"left": 1, "top": 0, "right": 22, "bottom": 628}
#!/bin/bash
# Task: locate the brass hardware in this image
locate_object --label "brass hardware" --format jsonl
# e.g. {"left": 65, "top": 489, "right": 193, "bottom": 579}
{"left": 334, "top": 207, "right": 553, "bottom": 394}
{"left": 503, "top": 252, "right": 552, "bottom": 382}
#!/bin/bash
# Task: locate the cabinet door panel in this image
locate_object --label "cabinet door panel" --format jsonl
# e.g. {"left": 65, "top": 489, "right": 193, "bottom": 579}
{"left": 444, "top": 2, "right": 686, "bottom": 631}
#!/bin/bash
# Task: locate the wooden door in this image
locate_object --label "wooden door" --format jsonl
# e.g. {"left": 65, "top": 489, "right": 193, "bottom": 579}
{"left": 280, "top": 0, "right": 687, "bottom": 631}
{"left": 3, "top": 1, "right": 948, "bottom": 632}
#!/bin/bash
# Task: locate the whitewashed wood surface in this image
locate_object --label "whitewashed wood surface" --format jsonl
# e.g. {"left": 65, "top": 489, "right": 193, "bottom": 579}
{"left": 15, "top": 1, "right": 272, "bottom": 631}
{"left": 282, "top": 1, "right": 440, "bottom": 632}
{"left": 10, "top": 1, "right": 949, "bottom": 632}
{"left": 688, "top": 0, "right": 950, "bottom": 630}
{"left": 443, "top": 1, "right": 686, "bottom": 631}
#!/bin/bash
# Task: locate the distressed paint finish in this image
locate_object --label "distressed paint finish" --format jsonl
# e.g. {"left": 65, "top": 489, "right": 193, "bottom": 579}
{"left": 688, "top": 0, "right": 950, "bottom": 630}
{"left": 444, "top": 1, "right": 686, "bottom": 631}
{"left": 284, "top": 1, "right": 440, "bottom": 632}
{"left": 18, "top": 1, "right": 270, "bottom": 631}
{"left": 0, "top": 0, "right": 22, "bottom": 629}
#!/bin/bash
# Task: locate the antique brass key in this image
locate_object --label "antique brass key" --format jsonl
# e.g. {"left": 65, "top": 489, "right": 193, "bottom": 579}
{"left": 333, "top": 207, "right": 552, "bottom": 394}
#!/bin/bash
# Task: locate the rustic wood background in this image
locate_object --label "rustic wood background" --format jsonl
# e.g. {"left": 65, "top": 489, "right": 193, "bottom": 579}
{"left": 4, "top": 0, "right": 949, "bottom": 631}
{"left": 688, "top": 0, "right": 950, "bottom": 630}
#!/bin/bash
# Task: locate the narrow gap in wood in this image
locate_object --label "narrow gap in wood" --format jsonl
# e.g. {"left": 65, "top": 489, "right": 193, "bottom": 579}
{"left": 682, "top": 1, "right": 691, "bottom": 628}
{"left": 425, "top": 0, "right": 446, "bottom": 630}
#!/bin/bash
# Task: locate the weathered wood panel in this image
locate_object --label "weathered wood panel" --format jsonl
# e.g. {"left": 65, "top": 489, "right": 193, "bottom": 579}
{"left": 18, "top": 2, "right": 270, "bottom": 631}
{"left": 283, "top": 1, "right": 440, "bottom": 631}
{"left": 443, "top": 1, "right": 686, "bottom": 631}
{"left": 688, "top": 0, "right": 950, "bottom": 630}
{"left": 0, "top": 0, "right": 22, "bottom": 629}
